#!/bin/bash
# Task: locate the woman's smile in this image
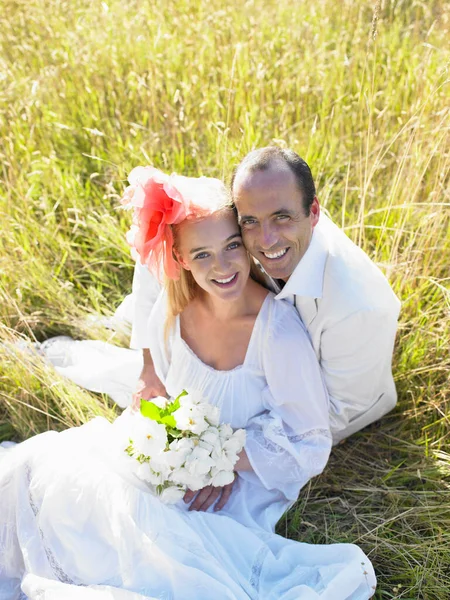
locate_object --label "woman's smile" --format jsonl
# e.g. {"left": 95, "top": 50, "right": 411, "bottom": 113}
{"left": 211, "top": 272, "right": 239, "bottom": 288}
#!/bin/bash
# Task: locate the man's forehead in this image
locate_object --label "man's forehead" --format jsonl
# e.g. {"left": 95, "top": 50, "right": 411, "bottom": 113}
{"left": 233, "top": 161, "right": 294, "bottom": 192}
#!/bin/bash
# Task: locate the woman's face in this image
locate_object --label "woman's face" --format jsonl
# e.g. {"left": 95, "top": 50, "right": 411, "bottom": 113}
{"left": 175, "top": 210, "right": 250, "bottom": 301}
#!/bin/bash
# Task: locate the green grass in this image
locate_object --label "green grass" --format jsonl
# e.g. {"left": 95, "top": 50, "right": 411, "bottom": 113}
{"left": 1, "top": 0, "right": 449, "bottom": 597}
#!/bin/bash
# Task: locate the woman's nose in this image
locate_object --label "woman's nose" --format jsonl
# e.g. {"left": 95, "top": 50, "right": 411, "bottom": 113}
{"left": 214, "top": 253, "right": 232, "bottom": 273}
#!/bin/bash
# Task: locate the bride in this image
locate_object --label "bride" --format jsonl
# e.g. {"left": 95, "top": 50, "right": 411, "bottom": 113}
{"left": 0, "top": 168, "right": 376, "bottom": 599}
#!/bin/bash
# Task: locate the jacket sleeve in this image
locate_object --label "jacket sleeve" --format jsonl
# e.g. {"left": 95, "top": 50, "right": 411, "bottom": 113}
{"left": 130, "top": 261, "right": 162, "bottom": 350}
{"left": 320, "top": 306, "right": 399, "bottom": 442}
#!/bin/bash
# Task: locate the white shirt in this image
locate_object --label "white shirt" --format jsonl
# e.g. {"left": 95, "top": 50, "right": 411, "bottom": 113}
{"left": 131, "top": 214, "right": 400, "bottom": 443}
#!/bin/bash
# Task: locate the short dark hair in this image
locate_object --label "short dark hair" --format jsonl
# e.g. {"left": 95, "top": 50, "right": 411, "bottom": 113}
{"left": 231, "top": 146, "right": 316, "bottom": 215}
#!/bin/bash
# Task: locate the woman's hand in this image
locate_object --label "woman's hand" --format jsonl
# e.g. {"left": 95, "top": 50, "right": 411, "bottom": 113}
{"left": 132, "top": 349, "right": 167, "bottom": 410}
{"left": 184, "top": 478, "right": 236, "bottom": 512}
{"left": 184, "top": 450, "right": 252, "bottom": 511}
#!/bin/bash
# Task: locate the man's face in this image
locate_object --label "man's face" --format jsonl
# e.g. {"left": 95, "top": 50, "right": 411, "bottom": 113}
{"left": 233, "top": 163, "right": 320, "bottom": 281}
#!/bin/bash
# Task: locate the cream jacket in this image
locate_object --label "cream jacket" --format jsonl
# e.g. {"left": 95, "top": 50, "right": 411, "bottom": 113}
{"left": 273, "top": 214, "right": 400, "bottom": 442}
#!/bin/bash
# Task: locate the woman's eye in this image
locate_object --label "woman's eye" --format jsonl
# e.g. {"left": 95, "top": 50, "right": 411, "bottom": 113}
{"left": 227, "top": 242, "right": 241, "bottom": 250}
{"left": 194, "top": 252, "right": 209, "bottom": 260}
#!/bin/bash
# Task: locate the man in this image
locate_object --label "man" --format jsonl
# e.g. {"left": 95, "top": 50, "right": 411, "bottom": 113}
{"left": 131, "top": 147, "right": 400, "bottom": 444}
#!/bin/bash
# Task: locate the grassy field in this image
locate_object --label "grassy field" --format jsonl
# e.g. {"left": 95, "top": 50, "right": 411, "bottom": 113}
{"left": 1, "top": 0, "right": 449, "bottom": 597}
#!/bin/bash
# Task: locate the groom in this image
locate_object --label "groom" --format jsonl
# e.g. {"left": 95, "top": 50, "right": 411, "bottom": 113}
{"left": 131, "top": 147, "right": 400, "bottom": 444}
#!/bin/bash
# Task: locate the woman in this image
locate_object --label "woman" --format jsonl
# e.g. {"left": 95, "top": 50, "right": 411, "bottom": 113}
{"left": 0, "top": 168, "right": 376, "bottom": 599}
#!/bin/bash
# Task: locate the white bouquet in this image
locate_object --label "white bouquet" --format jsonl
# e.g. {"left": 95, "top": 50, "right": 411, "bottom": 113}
{"left": 124, "top": 390, "right": 246, "bottom": 504}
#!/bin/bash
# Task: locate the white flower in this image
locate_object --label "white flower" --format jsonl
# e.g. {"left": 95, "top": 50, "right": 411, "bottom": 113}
{"left": 185, "top": 445, "right": 215, "bottom": 476}
{"left": 148, "top": 455, "right": 173, "bottom": 480}
{"left": 223, "top": 429, "right": 246, "bottom": 456}
{"left": 163, "top": 437, "right": 195, "bottom": 469}
{"left": 131, "top": 416, "right": 168, "bottom": 458}
{"left": 170, "top": 467, "right": 207, "bottom": 491}
{"left": 198, "top": 426, "right": 220, "bottom": 452}
{"left": 180, "top": 390, "right": 203, "bottom": 406}
{"left": 172, "top": 404, "right": 209, "bottom": 435}
{"left": 218, "top": 423, "right": 233, "bottom": 440}
{"left": 151, "top": 396, "right": 170, "bottom": 409}
{"left": 210, "top": 448, "right": 235, "bottom": 472}
{"left": 135, "top": 462, "right": 164, "bottom": 486}
{"left": 174, "top": 391, "right": 220, "bottom": 430}
{"left": 210, "top": 469, "right": 235, "bottom": 487}
{"left": 159, "top": 485, "right": 186, "bottom": 504}
{"left": 204, "top": 404, "right": 220, "bottom": 426}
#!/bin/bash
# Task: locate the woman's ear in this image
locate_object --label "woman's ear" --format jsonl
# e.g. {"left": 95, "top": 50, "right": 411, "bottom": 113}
{"left": 173, "top": 247, "right": 191, "bottom": 271}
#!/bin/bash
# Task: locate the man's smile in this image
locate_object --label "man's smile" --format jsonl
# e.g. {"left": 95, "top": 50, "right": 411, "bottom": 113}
{"left": 261, "top": 248, "right": 289, "bottom": 260}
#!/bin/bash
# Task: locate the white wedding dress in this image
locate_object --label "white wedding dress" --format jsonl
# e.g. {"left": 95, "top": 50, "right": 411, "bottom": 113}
{"left": 0, "top": 292, "right": 376, "bottom": 599}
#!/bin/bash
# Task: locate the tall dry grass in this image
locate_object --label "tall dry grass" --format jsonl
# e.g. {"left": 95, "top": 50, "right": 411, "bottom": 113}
{"left": 1, "top": 0, "right": 449, "bottom": 597}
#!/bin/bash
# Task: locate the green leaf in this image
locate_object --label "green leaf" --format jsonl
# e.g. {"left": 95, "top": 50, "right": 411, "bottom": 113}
{"left": 166, "top": 397, "right": 180, "bottom": 414}
{"left": 165, "top": 389, "right": 187, "bottom": 414}
{"left": 160, "top": 414, "right": 177, "bottom": 428}
{"left": 140, "top": 400, "right": 163, "bottom": 422}
{"left": 175, "top": 389, "right": 188, "bottom": 402}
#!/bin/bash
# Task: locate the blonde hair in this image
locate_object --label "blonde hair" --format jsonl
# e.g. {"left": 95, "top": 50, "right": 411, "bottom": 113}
{"left": 164, "top": 266, "right": 197, "bottom": 340}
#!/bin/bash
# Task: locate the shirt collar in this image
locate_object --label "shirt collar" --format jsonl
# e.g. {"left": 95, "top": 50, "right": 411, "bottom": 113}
{"left": 275, "top": 214, "right": 330, "bottom": 300}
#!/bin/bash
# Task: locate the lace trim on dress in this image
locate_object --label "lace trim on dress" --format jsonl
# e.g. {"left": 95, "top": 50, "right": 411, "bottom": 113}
{"left": 286, "top": 428, "right": 332, "bottom": 443}
{"left": 25, "top": 463, "right": 80, "bottom": 587}
{"left": 249, "top": 545, "right": 269, "bottom": 592}
{"left": 250, "top": 426, "right": 330, "bottom": 453}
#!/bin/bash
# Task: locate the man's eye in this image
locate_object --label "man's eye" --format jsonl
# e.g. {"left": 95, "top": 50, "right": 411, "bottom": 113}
{"left": 241, "top": 219, "right": 256, "bottom": 226}
{"left": 276, "top": 215, "right": 290, "bottom": 221}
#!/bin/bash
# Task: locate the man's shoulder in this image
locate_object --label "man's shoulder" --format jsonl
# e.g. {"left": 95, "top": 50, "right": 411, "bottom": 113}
{"left": 265, "top": 292, "right": 308, "bottom": 336}
{"left": 317, "top": 216, "right": 400, "bottom": 320}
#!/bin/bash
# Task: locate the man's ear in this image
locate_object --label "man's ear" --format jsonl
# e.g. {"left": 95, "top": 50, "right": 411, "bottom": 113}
{"left": 310, "top": 196, "right": 320, "bottom": 229}
{"left": 173, "top": 248, "right": 191, "bottom": 271}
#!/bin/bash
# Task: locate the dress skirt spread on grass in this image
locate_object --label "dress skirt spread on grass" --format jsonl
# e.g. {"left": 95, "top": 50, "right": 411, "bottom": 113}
{"left": 0, "top": 293, "right": 376, "bottom": 599}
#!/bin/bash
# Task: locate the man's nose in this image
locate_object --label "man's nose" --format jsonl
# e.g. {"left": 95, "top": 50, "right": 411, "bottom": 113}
{"left": 260, "top": 223, "right": 278, "bottom": 250}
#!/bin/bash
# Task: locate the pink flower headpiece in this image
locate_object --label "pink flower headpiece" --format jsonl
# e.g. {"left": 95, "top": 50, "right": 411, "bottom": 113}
{"left": 121, "top": 166, "right": 229, "bottom": 280}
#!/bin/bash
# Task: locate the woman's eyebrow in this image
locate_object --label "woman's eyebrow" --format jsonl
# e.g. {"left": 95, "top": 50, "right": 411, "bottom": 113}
{"left": 226, "top": 233, "right": 242, "bottom": 241}
{"left": 190, "top": 233, "right": 241, "bottom": 254}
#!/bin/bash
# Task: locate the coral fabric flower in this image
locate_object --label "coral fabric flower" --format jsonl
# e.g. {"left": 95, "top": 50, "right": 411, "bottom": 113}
{"left": 121, "top": 167, "right": 190, "bottom": 280}
{"left": 121, "top": 166, "right": 230, "bottom": 280}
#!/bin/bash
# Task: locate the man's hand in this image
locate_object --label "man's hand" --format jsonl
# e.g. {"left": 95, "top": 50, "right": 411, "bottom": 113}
{"left": 132, "top": 349, "right": 167, "bottom": 410}
{"left": 184, "top": 478, "right": 236, "bottom": 512}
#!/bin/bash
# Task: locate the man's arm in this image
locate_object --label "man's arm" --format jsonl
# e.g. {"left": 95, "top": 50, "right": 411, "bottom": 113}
{"left": 320, "top": 307, "right": 399, "bottom": 444}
